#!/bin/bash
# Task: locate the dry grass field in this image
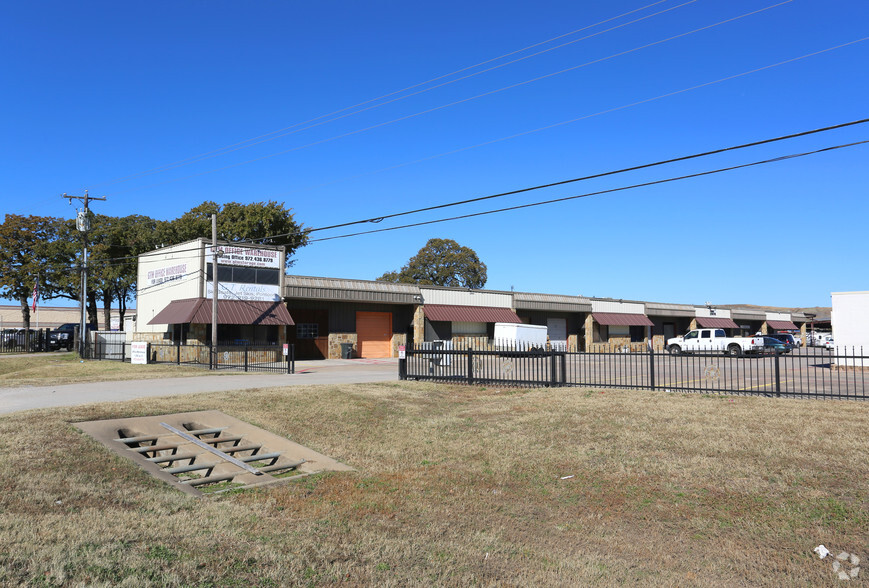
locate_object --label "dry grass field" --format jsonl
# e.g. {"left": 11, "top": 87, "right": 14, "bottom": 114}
{"left": 0, "top": 352, "right": 234, "bottom": 388}
{"left": 1, "top": 380, "right": 867, "bottom": 586}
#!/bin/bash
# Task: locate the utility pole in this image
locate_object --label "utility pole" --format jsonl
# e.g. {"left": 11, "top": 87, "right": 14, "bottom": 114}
{"left": 63, "top": 190, "right": 106, "bottom": 356}
{"left": 211, "top": 213, "right": 218, "bottom": 370}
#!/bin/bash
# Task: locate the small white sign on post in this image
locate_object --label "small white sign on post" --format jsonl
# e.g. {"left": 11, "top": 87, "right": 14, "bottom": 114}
{"left": 282, "top": 344, "right": 289, "bottom": 356}
{"left": 131, "top": 342, "right": 148, "bottom": 365}
{"left": 398, "top": 344, "right": 406, "bottom": 359}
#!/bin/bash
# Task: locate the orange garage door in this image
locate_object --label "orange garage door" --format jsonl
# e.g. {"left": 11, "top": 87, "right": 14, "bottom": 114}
{"left": 356, "top": 311, "right": 392, "bottom": 358}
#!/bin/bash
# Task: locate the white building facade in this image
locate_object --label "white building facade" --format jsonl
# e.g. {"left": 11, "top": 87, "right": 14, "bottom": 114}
{"left": 136, "top": 239, "right": 292, "bottom": 345}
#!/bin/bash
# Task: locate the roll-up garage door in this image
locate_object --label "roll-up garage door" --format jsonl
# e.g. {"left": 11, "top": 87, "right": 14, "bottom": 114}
{"left": 356, "top": 311, "right": 392, "bottom": 358}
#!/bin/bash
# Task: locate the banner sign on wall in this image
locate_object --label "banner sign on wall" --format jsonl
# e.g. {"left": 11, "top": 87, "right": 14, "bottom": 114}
{"left": 146, "top": 263, "right": 188, "bottom": 286}
{"left": 206, "top": 246, "right": 281, "bottom": 269}
{"left": 206, "top": 282, "right": 282, "bottom": 302}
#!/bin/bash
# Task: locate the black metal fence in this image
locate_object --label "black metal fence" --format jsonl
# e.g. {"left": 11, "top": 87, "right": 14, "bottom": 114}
{"left": 2, "top": 333, "right": 296, "bottom": 375}
{"left": 399, "top": 344, "right": 868, "bottom": 400}
{"left": 146, "top": 342, "right": 295, "bottom": 374}
{"left": 0, "top": 328, "right": 53, "bottom": 354}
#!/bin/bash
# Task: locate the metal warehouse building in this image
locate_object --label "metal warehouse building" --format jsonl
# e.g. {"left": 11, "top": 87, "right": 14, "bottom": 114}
{"left": 135, "top": 240, "right": 812, "bottom": 360}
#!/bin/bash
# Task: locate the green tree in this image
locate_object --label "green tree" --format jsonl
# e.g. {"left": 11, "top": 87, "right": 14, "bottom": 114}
{"left": 44, "top": 214, "right": 164, "bottom": 330}
{"left": 376, "top": 238, "right": 487, "bottom": 289}
{"left": 166, "top": 200, "right": 308, "bottom": 268}
{"left": 48, "top": 216, "right": 93, "bottom": 325}
{"left": 87, "top": 214, "right": 164, "bottom": 329}
{"left": 0, "top": 214, "right": 63, "bottom": 344}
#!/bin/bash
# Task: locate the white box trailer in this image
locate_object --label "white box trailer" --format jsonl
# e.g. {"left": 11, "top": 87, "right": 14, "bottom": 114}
{"left": 493, "top": 322, "right": 548, "bottom": 348}
{"left": 831, "top": 291, "right": 869, "bottom": 366}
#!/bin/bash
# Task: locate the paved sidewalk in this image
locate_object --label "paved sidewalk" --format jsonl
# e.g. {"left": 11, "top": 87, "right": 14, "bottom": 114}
{"left": 0, "top": 358, "right": 399, "bottom": 415}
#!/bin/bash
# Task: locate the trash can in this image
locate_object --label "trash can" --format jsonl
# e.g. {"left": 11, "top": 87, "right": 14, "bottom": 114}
{"left": 340, "top": 343, "right": 353, "bottom": 359}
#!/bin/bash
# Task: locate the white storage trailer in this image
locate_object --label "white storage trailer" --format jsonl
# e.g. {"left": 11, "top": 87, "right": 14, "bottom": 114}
{"left": 493, "top": 322, "right": 548, "bottom": 348}
{"left": 831, "top": 291, "right": 869, "bottom": 366}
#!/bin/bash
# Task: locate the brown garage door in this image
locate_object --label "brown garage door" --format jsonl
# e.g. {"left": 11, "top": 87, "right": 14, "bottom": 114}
{"left": 356, "top": 311, "right": 392, "bottom": 358}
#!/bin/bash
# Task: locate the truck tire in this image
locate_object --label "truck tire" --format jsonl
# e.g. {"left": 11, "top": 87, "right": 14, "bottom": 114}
{"left": 668, "top": 345, "right": 682, "bottom": 356}
{"left": 727, "top": 344, "right": 743, "bottom": 357}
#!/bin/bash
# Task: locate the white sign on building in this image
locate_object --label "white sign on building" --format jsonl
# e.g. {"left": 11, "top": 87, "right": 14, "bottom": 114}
{"left": 206, "top": 246, "right": 281, "bottom": 269}
{"left": 206, "top": 282, "right": 282, "bottom": 302}
{"left": 146, "top": 263, "right": 189, "bottom": 286}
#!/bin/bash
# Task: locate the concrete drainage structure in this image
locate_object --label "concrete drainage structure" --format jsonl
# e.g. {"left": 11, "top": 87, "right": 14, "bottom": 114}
{"left": 76, "top": 410, "right": 353, "bottom": 496}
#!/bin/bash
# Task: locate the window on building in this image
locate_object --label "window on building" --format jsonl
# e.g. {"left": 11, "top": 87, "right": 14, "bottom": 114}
{"left": 233, "top": 266, "right": 256, "bottom": 284}
{"left": 452, "top": 321, "right": 487, "bottom": 335}
{"left": 206, "top": 264, "right": 280, "bottom": 285}
{"left": 608, "top": 325, "right": 630, "bottom": 338}
{"left": 296, "top": 323, "right": 319, "bottom": 339}
{"left": 165, "top": 323, "right": 188, "bottom": 345}
{"left": 206, "top": 323, "right": 279, "bottom": 345}
{"left": 256, "top": 268, "right": 280, "bottom": 285}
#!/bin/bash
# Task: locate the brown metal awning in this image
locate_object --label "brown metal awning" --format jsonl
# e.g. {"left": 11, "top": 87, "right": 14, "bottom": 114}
{"left": 592, "top": 312, "right": 654, "bottom": 327}
{"left": 148, "top": 298, "right": 203, "bottom": 325}
{"left": 696, "top": 317, "right": 740, "bottom": 329}
{"left": 149, "top": 298, "right": 294, "bottom": 326}
{"left": 424, "top": 304, "right": 521, "bottom": 323}
{"left": 766, "top": 319, "right": 798, "bottom": 330}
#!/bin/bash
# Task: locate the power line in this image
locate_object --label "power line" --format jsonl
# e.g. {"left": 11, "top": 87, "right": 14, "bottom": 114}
{"left": 71, "top": 116, "right": 869, "bottom": 269}
{"left": 305, "top": 139, "right": 869, "bottom": 243}
{"left": 271, "top": 37, "right": 869, "bottom": 199}
{"left": 262, "top": 117, "right": 869, "bottom": 239}
{"left": 106, "top": 1, "right": 794, "bottom": 197}
{"left": 87, "top": 0, "right": 680, "bottom": 190}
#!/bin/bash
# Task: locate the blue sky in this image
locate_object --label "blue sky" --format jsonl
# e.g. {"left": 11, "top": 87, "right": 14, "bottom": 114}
{"left": 2, "top": 0, "right": 867, "bottom": 308}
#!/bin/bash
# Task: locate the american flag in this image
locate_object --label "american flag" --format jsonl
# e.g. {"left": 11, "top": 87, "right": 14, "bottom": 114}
{"left": 32, "top": 279, "right": 39, "bottom": 313}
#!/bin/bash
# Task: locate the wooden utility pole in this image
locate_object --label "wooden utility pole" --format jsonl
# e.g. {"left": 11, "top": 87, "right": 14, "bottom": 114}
{"left": 63, "top": 191, "right": 106, "bottom": 356}
{"left": 211, "top": 214, "right": 218, "bottom": 369}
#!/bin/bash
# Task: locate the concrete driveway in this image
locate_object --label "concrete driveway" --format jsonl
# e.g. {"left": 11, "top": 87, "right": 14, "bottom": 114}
{"left": 0, "top": 358, "right": 399, "bottom": 415}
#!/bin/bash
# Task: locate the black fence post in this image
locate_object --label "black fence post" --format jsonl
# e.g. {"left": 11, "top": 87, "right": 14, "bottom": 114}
{"left": 467, "top": 348, "right": 474, "bottom": 386}
{"left": 774, "top": 350, "right": 782, "bottom": 397}
{"left": 550, "top": 352, "right": 558, "bottom": 387}
{"left": 209, "top": 345, "right": 214, "bottom": 371}
{"left": 648, "top": 343, "right": 656, "bottom": 390}
{"left": 244, "top": 345, "right": 249, "bottom": 372}
{"left": 559, "top": 352, "right": 567, "bottom": 386}
{"left": 176, "top": 340, "right": 181, "bottom": 365}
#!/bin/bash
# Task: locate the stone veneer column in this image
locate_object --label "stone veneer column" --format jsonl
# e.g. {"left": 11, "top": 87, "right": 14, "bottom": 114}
{"left": 760, "top": 322, "right": 769, "bottom": 335}
{"left": 584, "top": 314, "right": 594, "bottom": 352}
{"left": 799, "top": 323, "right": 807, "bottom": 346}
{"left": 392, "top": 333, "right": 407, "bottom": 356}
{"left": 328, "top": 333, "right": 358, "bottom": 359}
{"left": 412, "top": 305, "right": 425, "bottom": 348}
{"left": 689, "top": 318, "right": 698, "bottom": 330}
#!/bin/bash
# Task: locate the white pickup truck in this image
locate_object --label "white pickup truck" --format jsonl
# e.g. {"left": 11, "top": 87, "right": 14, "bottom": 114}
{"left": 667, "top": 328, "right": 764, "bottom": 356}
